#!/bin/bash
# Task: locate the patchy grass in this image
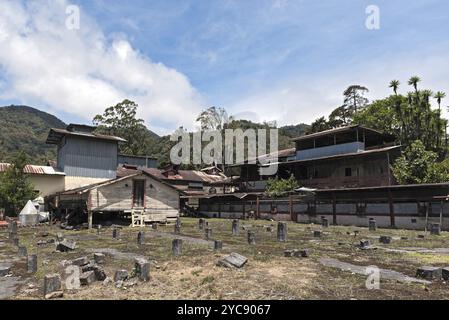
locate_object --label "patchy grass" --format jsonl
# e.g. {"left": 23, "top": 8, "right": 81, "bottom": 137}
{"left": 1, "top": 218, "right": 449, "bottom": 300}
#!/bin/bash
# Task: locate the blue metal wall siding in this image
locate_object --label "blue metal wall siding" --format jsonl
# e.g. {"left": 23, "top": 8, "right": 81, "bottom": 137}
{"left": 60, "top": 136, "right": 118, "bottom": 179}
{"left": 118, "top": 155, "right": 158, "bottom": 169}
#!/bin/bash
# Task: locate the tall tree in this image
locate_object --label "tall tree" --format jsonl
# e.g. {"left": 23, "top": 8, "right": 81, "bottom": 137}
{"left": 93, "top": 99, "right": 150, "bottom": 155}
{"left": 389, "top": 80, "right": 400, "bottom": 95}
{"left": 408, "top": 76, "right": 421, "bottom": 94}
{"left": 196, "top": 106, "right": 234, "bottom": 131}
{"left": 343, "top": 85, "right": 369, "bottom": 114}
{"left": 0, "top": 152, "right": 36, "bottom": 216}
{"left": 435, "top": 91, "right": 446, "bottom": 111}
{"left": 353, "top": 77, "right": 447, "bottom": 158}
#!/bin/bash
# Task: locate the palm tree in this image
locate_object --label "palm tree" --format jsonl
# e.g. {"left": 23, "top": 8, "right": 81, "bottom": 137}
{"left": 408, "top": 76, "right": 421, "bottom": 94}
{"left": 435, "top": 91, "right": 446, "bottom": 111}
{"left": 389, "top": 80, "right": 400, "bottom": 95}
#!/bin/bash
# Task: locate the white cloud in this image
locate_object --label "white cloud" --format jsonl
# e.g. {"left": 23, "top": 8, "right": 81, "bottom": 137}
{"left": 0, "top": 0, "right": 203, "bottom": 134}
{"left": 229, "top": 50, "right": 449, "bottom": 126}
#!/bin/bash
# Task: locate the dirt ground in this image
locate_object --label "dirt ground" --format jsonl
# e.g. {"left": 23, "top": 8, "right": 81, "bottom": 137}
{"left": 1, "top": 218, "right": 449, "bottom": 300}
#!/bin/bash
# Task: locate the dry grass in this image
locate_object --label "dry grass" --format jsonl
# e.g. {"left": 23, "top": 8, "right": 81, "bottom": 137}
{"left": 2, "top": 218, "right": 449, "bottom": 300}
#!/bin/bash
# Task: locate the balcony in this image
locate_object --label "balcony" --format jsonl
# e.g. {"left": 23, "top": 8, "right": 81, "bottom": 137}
{"left": 296, "top": 141, "right": 365, "bottom": 161}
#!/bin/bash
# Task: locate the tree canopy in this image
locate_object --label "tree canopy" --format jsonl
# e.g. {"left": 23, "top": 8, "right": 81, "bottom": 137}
{"left": 0, "top": 152, "right": 36, "bottom": 216}
{"left": 392, "top": 140, "right": 449, "bottom": 184}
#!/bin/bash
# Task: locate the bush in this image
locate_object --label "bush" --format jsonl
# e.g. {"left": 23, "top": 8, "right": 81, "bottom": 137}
{"left": 266, "top": 175, "right": 299, "bottom": 198}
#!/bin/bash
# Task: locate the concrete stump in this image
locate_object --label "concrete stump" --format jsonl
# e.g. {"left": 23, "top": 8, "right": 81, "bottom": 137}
{"left": 313, "top": 230, "right": 322, "bottom": 238}
{"left": 92, "top": 265, "right": 107, "bottom": 281}
{"left": 174, "top": 224, "right": 181, "bottom": 234}
{"left": 80, "top": 270, "right": 96, "bottom": 285}
{"left": 18, "top": 246, "right": 27, "bottom": 257}
{"left": 368, "top": 219, "right": 377, "bottom": 231}
{"left": 112, "top": 228, "right": 120, "bottom": 239}
{"left": 176, "top": 217, "right": 181, "bottom": 227}
{"left": 379, "top": 236, "right": 392, "bottom": 244}
{"left": 27, "top": 254, "right": 37, "bottom": 274}
{"left": 172, "top": 239, "right": 183, "bottom": 256}
{"left": 12, "top": 237, "right": 19, "bottom": 247}
{"left": 72, "top": 256, "right": 89, "bottom": 266}
{"left": 198, "top": 218, "right": 205, "bottom": 230}
{"left": 217, "top": 253, "right": 248, "bottom": 268}
{"left": 277, "top": 222, "right": 287, "bottom": 242}
{"left": 134, "top": 258, "right": 150, "bottom": 281}
{"left": 56, "top": 239, "right": 76, "bottom": 252}
{"left": 137, "top": 231, "right": 145, "bottom": 245}
{"left": 114, "top": 270, "right": 129, "bottom": 282}
{"left": 0, "top": 265, "right": 11, "bottom": 277}
{"left": 430, "top": 223, "right": 441, "bottom": 235}
{"left": 359, "top": 239, "right": 373, "bottom": 250}
{"left": 232, "top": 220, "right": 239, "bottom": 236}
{"left": 9, "top": 220, "right": 18, "bottom": 233}
{"left": 321, "top": 217, "right": 329, "bottom": 228}
{"left": 44, "top": 274, "right": 62, "bottom": 299}
{"left": 247, "top": 231, "right": 256, "bottom": 245}
{"left": 205, "top": 228, "right": 212, "bottom": 240}
{"left": 214, "top": 240, "right": 223, "bottom": 250}
{"left": 152, "top": 223, "right": 158, "bottom": 230}
{"left": 416, "top": 266, "right": 442, "bottom": 280}
{"left": 97, "top": 225, "right": 101, "bottom": 235}
{"left": 56, "top": 233, "right": 64, "bottom": 242}
{"left": 442, "top": 267, "right": 449, "bottom": 281}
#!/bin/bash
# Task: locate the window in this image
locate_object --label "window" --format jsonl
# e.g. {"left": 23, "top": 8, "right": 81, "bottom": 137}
{"left": 345, "top": 168, "right": 352, "bottom": 177}
{"left": 133, "top": 180, "right": 145, "bottom": 207}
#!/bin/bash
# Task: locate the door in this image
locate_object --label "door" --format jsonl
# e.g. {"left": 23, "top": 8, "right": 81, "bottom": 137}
{"left": 133, "top": 180, "right": 145, "bottom": 208}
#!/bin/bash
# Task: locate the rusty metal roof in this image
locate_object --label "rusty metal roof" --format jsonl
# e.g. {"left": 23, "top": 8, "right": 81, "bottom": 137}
{"left": 143, "top": 168, "right": 227, "bottom": 183}
{"left": 0, "top": 163, "right": 65, "bottom": 176}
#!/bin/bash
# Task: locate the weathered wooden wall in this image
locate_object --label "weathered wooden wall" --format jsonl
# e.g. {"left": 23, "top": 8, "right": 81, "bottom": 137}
{"left": 88, "top": 173, "right": 179, "bottom": 220}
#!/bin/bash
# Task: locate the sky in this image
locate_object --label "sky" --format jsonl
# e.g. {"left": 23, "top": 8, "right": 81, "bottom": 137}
{"left": 0, "top": 0, "right": 449, "bottom": 135}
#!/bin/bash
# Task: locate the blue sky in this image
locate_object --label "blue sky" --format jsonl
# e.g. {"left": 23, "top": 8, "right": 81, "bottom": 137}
{"left": 0, "top": 0, "right": 449, "bottom": 134}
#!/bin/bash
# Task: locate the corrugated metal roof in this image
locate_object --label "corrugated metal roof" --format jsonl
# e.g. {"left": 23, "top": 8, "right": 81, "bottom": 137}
{"left": 291, "top": 125, "right": 387, "bottom": 142}
{"left": 46, "top": 127, "right": 126, "bottom": 144}
{"left": 0, "top": 163, "right": 66, "bottom": 176}
{"left": 143, "top": 168, "right": 227, "bottom": 183}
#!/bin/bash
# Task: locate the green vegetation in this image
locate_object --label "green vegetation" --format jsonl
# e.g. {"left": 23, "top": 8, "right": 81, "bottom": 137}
{"left": 266, "top": 174, "right": 299, "bottom": 197}
{"left": 0, "top": 105, "right": 66, "bottom": 164}
{"left": 0, "top": 152, "right": 37, "bottom": 215}
{"left": 393, "top": 140, "right": 449, "bottom": 184}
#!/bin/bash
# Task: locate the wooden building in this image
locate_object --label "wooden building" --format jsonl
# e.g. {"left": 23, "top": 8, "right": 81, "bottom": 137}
{"left": 54, "top": 170, "right": 182, "bottom": 227}
{"left": 230, "top": 125, "right": 401, "bottom": 191}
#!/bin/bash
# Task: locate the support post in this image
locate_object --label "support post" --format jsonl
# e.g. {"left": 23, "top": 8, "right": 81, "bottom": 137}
{"left": 256, "top": 196, "right": 260, "bottom": 220}
{"left": 388, "top": 190, "right": 395, "bottom": 228}
{"left": 289, "top": 195, "right": 294, "bottom": 222}
{"left": 88, "top": 210, "right": 93, "bottom": 230}
{"left": 332, "top": 192, "right": 337, "bottom": 225}
{"left": 440, "top": 200, "right": 444, "bottom": 227}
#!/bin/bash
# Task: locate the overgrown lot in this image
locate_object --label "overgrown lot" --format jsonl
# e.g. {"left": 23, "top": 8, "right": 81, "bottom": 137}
{"left": 1, "top": 218, "right": 449, "bottom": 300}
